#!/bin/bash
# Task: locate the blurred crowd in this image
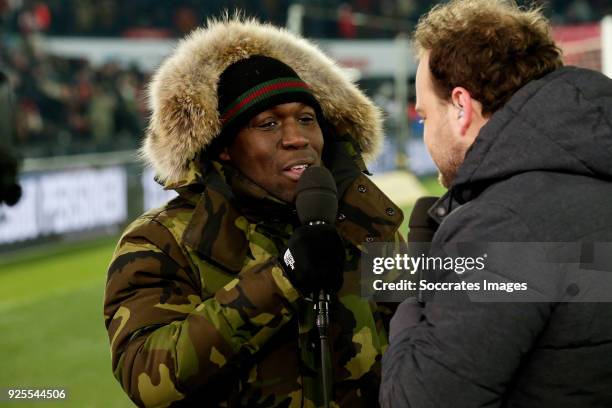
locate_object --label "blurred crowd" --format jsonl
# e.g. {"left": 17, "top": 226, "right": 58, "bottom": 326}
{"left": 1, "top": 37, "right": 147, "bottom": 157}
{"left": 0, "top": 0, "right": 610, "bottom": 158}
{"left": 1, "top": 0, "right": 610, "bottom": 38}
{"left": 1, "top": 0, "right": 291, "bottom": 37}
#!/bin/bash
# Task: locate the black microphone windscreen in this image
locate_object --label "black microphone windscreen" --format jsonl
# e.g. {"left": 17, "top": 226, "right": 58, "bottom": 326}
{"left": 407, "top": 196, "right": 439, "bottom": 242}
{"left": 295, "top": 166, "right": 338, "bottom": 225}
{"left": 4, "top": 183, "right": 21, "bottom": 206}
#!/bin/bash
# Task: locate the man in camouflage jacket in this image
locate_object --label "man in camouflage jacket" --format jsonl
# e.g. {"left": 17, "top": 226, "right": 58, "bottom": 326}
{"left": 104, "top": 18, "right": 403, "bottom": 407}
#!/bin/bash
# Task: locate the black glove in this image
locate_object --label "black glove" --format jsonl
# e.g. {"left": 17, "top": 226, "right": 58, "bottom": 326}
{"left": 279, "top": 223, "right": 345, "bottom": 295}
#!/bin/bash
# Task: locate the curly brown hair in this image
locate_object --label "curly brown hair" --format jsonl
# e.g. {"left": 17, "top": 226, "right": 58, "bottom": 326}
{"left": 414, "top": 0, "right": 563, "bottom": 116}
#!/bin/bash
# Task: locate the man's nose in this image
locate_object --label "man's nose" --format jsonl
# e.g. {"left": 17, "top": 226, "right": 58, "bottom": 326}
{"left": 280, "top": 120, "right": 309, "bottom": 149}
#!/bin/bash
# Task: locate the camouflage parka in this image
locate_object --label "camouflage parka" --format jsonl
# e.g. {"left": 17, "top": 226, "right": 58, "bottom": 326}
{"left": 104, "top": 18, "right": 404, "bottom": 408}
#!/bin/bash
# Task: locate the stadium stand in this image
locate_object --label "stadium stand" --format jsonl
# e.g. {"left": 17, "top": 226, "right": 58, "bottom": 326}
{"left": 0, "top": 0, "right": 610, "bottom": 248}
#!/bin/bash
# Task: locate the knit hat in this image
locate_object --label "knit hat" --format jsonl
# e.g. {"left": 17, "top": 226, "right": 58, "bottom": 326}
{"left": 216, "top": 55, "right": 321, "bottom": 143}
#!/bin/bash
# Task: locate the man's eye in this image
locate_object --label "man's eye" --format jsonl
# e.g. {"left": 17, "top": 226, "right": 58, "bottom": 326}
{"left": 299, "top": 115, "right": 315, "bottom": 124}
{"left": 257, "top": 120, "right": 277, "bottom": 129}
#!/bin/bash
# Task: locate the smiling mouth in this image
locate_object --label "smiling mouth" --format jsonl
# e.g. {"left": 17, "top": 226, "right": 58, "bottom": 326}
{"left": 283, "top": 163, "right": 311, "bottom": 181}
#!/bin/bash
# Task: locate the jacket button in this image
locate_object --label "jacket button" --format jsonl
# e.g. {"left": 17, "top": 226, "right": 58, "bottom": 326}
{"left": 435, "top": 207, "right": 447, "bottom": 217}
{"left": 358, "top": 185, "right": 367, "bottom": 193}
{"left": 365, "top": 236, "right": 374, "bottom": 243}
{"left": 337, "top": 213, "right": 346, "bottom": 221}
{"left": 386, "top": 207, "right": 395, "bottom": 216}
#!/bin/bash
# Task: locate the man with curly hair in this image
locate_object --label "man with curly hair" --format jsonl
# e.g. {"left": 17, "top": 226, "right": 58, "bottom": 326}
{"left": 382, "top": 1, "right": 612, "bottom": 407}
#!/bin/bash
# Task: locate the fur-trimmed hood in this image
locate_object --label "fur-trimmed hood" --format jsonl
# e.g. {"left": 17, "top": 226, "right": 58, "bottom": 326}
{"left": 143, "top": 17, "right": 383, "bottom": 186}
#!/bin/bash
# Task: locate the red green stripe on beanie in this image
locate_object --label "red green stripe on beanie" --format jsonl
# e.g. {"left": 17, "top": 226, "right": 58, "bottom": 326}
{"left": 220, "top": 77, "right": 312, "bottom": 125}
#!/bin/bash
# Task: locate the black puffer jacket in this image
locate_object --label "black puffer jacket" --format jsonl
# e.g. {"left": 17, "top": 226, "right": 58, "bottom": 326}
{"left": 381, "top": 66, "right": 612, "bottom": 408}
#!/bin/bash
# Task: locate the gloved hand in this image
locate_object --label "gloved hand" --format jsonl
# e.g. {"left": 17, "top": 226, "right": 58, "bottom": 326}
{"left": 279, "top": 223, "right": 345, "bottom": 296}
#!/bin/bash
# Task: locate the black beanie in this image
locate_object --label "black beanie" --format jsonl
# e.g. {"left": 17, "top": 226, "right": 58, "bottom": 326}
{"left": 216, "top": 55, "right": 321, "bottom": 144}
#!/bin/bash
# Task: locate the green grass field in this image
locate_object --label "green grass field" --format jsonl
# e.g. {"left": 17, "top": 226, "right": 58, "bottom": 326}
{"left": 0, "top": 237, "right": 133, "bottom": 407}
{"left": 0, "top": 176, "right": 445, "bottom": 407}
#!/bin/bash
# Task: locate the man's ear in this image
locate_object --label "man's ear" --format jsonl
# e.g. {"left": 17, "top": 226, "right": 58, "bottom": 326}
{"left": 219, "top": 147, "right": 231, "bottom": 161}
{"left": 451, "top": 87, "right": 474, "bottom": 136}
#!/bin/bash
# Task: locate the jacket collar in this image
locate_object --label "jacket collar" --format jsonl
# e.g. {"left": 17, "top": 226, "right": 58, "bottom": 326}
{"left": 181, "top": 160, "right": 298, "bottom": 273}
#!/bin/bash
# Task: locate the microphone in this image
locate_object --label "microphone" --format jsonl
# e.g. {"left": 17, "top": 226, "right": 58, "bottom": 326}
{"left": 0, "top": 182, "right": 21, "bottom": 206}
{"left": 0, "top": 147, "right": 22, "bottom": 207}
{"left": 407, "top": 196, "right": 439, "bottom": 243}
{"left": 295, "top": 165, "right": 338, "bottom": 408}
{"left": 295, "top": 164, "right": 338, "bottom": 324}
{"left": 407, "top": 197, "right": 440, "bottom": 304}
{"left": 0, "top": 70, "right": 22, "bottom": 207}
{"left": 295, "top": 165, "right": 338, "bottom": 308}
{"left": 295, "top": 166, "right": 338, "bottom": 226}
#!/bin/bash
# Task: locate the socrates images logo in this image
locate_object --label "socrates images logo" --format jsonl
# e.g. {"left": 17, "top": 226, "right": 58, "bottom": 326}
{"left": 284, "top": 249, "right": 296, "bottom": 270}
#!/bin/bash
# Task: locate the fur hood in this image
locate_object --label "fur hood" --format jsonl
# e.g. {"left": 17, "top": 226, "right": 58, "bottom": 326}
{"left": 143, "top": 17, "right": 383, "bottom": 185}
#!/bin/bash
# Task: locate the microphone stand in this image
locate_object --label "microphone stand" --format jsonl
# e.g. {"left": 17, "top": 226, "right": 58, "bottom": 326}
{"left": 316, "top": 289, "right": 332, "bottom": 408}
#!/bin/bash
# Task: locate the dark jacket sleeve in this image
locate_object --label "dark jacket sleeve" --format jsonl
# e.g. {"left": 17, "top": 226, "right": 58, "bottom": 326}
{"left": 104, "top": 216, "right": 300, "bottom": 407}
{"left": 381, "top": 202, "right": 555, "bottom": 408}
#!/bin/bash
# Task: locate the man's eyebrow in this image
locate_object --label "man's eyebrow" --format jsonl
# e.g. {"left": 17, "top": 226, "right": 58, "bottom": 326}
{"left": 297, "top": 105, "right": 316, "bottom": 115}
{"left": 299, "top": 103, "right": 315, "bottom": 110}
